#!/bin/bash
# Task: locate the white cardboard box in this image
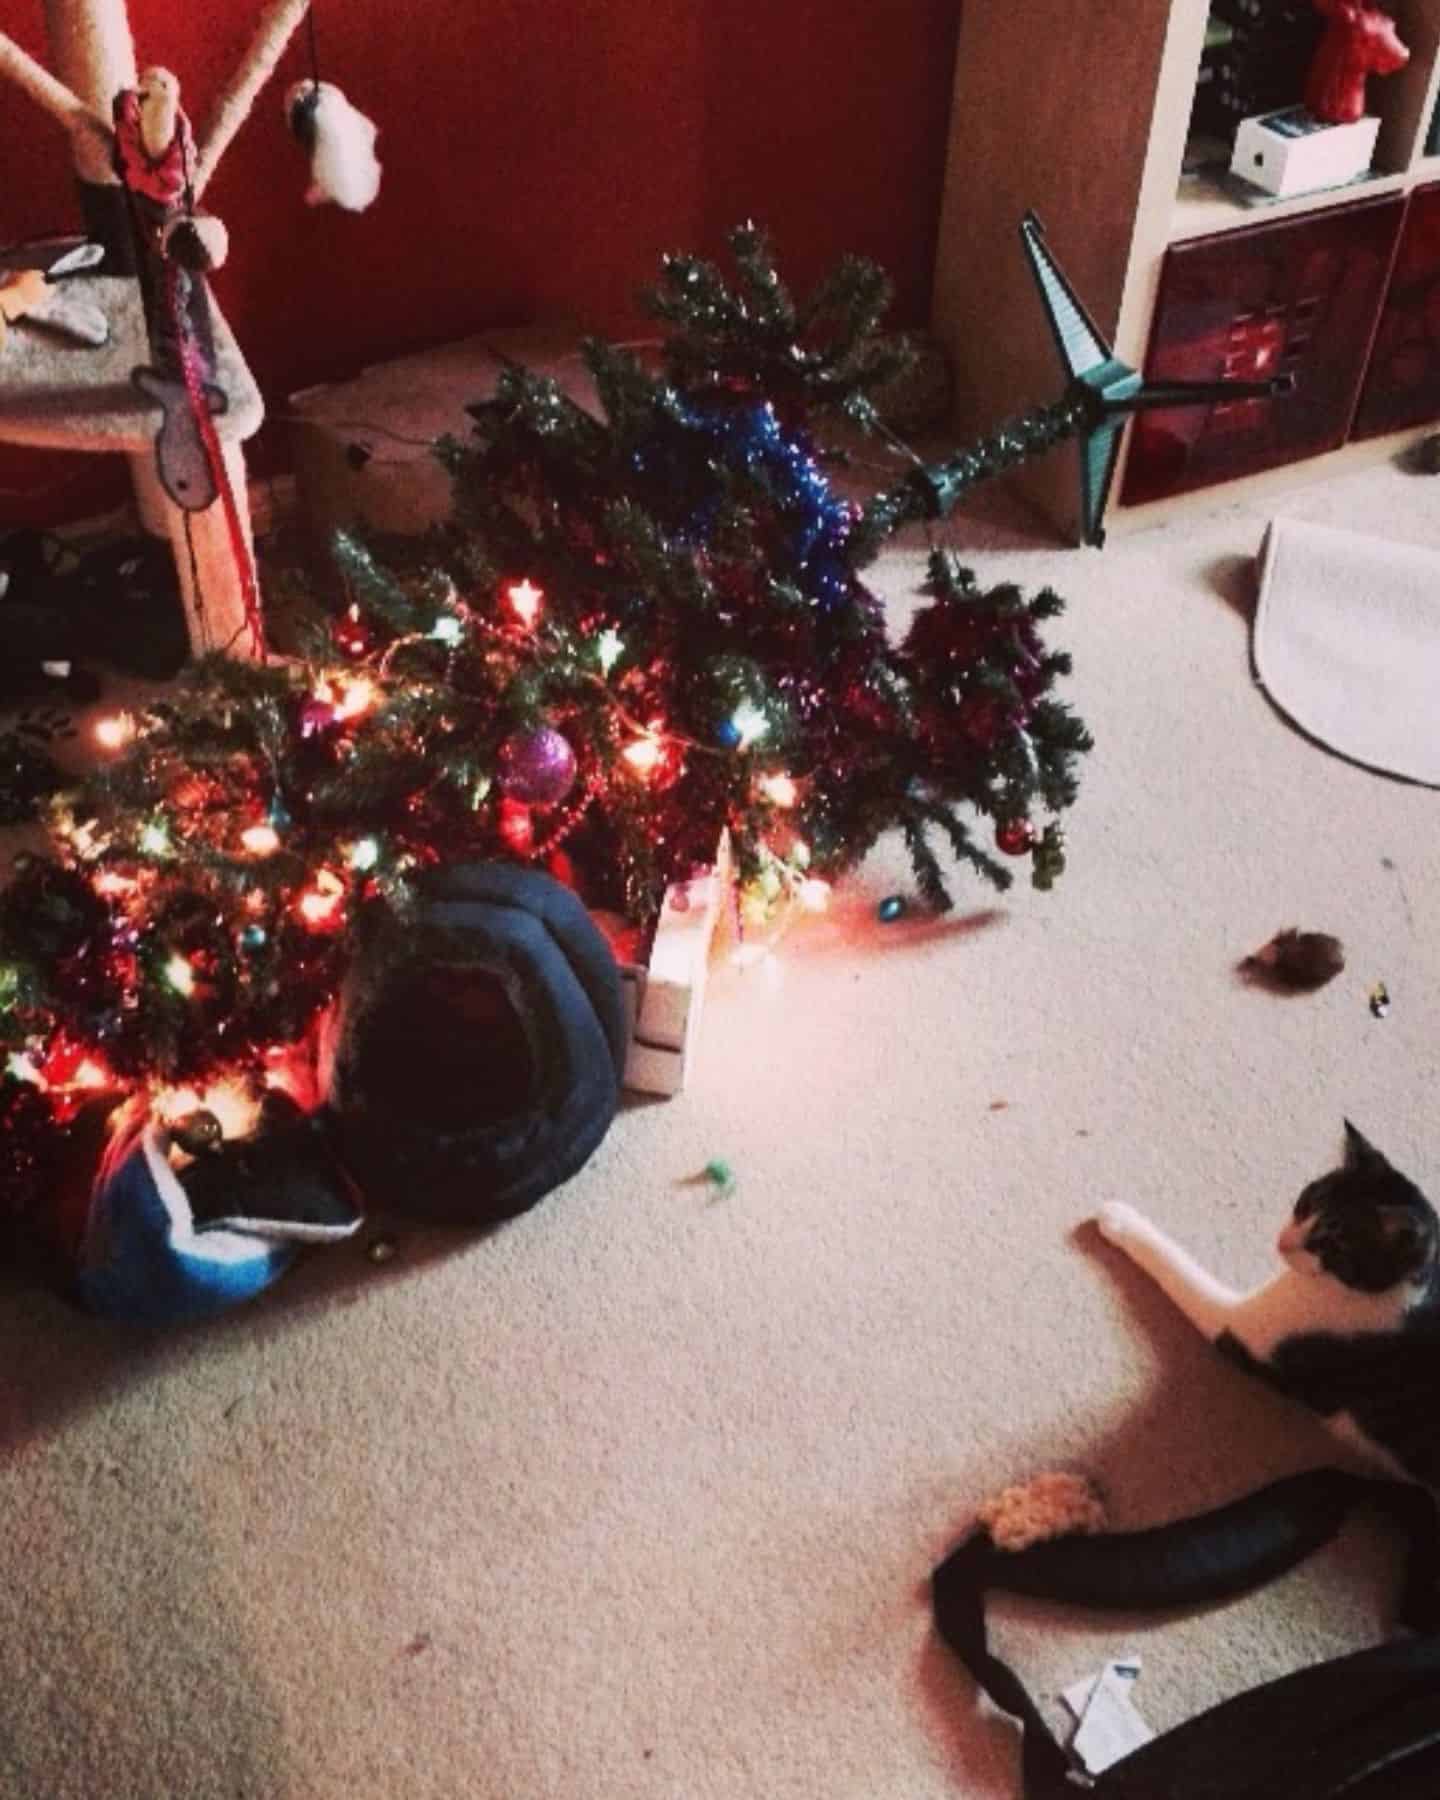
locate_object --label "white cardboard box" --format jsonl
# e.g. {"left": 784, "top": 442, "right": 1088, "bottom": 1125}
{"left": 287, "top": 326, "right": 609, "bottom": 547}
{"left": 1230, "top": 108, "right": 1379, "bottom": 199}
{"left": 616, "top": 833, "right": 732, "bottom": 1097}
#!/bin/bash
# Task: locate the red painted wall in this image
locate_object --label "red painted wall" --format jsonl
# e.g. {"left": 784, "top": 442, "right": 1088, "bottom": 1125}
{"left": 0, "top": 0, "right": 960, "bottom": 525}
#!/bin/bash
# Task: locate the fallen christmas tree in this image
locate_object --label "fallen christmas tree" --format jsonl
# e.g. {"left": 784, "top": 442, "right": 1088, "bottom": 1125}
{"left": 0, "top": 224, "right": 1091, "bottom": 1224}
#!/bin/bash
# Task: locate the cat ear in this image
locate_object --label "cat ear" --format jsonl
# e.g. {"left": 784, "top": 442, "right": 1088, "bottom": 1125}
{"left": 1343, "top": 1119, "right": 1387, "bottom": 1168}
{"left": 1379, "top": 1206, "right": 1434, "bottom": 1269}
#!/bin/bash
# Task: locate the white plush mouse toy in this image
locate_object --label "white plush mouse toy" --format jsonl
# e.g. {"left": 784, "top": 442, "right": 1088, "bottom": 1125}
{"left": 284, "top": 79, "right": 381, "bottom": 211}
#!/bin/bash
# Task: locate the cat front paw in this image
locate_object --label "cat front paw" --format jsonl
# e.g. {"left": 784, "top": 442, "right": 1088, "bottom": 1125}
{"left": 1096, "top": 1202, "right": 1149, "bottom": 1247}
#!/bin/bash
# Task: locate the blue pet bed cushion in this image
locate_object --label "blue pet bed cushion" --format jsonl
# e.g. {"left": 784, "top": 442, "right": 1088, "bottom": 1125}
{"left": 75, "top": 1112, "right": 297, "bottom": 1326}
{"left": 326, "top": 862, "right": 626, "bottom": 1226}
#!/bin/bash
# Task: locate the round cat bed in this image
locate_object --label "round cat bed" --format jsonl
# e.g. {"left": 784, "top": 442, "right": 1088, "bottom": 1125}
{"left": 325, "top": 862, "right": 627, "bottom": 1226}
{"left": 62, "top": 1088, "right": 362, "bottom": 1327}
{"left": 73, "top": 1104, "right": 297, "bottom": 1326}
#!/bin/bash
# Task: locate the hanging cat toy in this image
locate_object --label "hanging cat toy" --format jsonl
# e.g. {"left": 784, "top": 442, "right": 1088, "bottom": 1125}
{"left": 106, "top": 0, "right": 381, "bottom": 655}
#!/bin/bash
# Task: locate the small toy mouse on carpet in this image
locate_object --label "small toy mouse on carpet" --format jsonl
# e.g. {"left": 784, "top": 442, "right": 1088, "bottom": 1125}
{"left": 1240, "top": 928, "right": 1346, "bottom": 991}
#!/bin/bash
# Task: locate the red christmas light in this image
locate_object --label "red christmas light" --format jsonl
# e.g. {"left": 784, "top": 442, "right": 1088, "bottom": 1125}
{"left": 759, "top": 772, "right": 798, "bottom": 808}
{"left": 334, "top": 602, "right": 373, "bottom": 659}
{"left": 93, "top": 713, "right": 135, "bottom": 752}
{"left": 620, "top": 722, "right": 684, "bottom": 790}
{"left": 498, "top": 797, "right": 535, "bottom": 855}
{"left": 38, "top": 1032, "right": 107, "bottom": 1091}
{"left": 93, "top": 870, "right": 138, "bottom": 898}
{"left": 296, "top": 868, "right": 347, "bottom": 932}
{"left": 20, "top": 1033, "right": 115, "bottom": 1122}
{"left": 332, "top": 676, "right": 377, "bottom": 722}
{"left": 240, "top": 823, "right": 281, "bottom": 857}
{"left": 622, "top": 734, "right": 663, "bottom": 776}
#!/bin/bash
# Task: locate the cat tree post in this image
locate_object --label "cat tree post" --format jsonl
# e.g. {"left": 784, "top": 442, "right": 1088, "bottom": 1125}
{"left": 0, "top": 0, "right": 314, "bottom": 661}
{"left": 44, "top": 0, "right": 134, "bottom": 195}
{"left": 40, "top": 0, "right": 162, "bottom": 532}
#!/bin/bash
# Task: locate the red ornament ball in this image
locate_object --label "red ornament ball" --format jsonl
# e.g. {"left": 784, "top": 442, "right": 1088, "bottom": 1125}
{"left": 497, "top": 726, "right": 578, "bottom": 807}
{"left": 995, "top": 817, "right": 1034, "bottom": 856}
{"left": 332, "top": 610, "right": 374, "bottom": 659}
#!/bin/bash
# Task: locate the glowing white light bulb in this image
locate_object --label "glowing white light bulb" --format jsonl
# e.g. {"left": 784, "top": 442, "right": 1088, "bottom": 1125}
{"left": 596, "top": 628, "right": 624, "bottom": 675}
{"left": 730, "top": 702, "right": 769, "bottom": 750}
{"left": 333, "top": 677, "right": 376, "bottom": 721}
{"left": 505, "top": 579, "right": 544, "bottom": 628}
{"left": 94, "top": 713, "right": 134, "bottom": 751}
{"left": 164, "top": 955, "right": 197, "bottom": 996}
{"left": 622, "top": 734, "right": 664, "bottom": 776}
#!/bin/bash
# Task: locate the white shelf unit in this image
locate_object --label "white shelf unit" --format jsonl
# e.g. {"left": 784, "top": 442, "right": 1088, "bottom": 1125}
{"left": 931, "top": 0, "right": 1440, "bottom": 542}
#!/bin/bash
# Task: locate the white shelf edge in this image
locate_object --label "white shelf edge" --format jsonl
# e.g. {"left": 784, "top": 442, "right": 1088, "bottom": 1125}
{"left": 1170, "top": 167, "right": 1412, "bottom": 243}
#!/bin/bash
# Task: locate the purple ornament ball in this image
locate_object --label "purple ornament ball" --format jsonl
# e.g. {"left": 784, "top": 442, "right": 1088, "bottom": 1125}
{"left": 498, "top": 726, "right": 578, "bottom": 807}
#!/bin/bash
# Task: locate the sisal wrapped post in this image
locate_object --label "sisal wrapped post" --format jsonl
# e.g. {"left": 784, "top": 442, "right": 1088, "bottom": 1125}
{"left": 0, "top": 30, "right": 112, "bottom": 155}
{"left": 40, "top": 0, "right": 132, "bottom": 264}
{"left": 42, "top": 0, "right": 132, "bottom": 182}
{"left": 154, "top": 437, "right": 262, "bottom": 658}
{"left": 0, "top": 3, "right": 271, "bottom": 664}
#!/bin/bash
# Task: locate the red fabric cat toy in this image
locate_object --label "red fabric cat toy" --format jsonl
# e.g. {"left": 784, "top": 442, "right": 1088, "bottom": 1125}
{"left": 1305, "top": 0, "right": 1409, "bottom": 125}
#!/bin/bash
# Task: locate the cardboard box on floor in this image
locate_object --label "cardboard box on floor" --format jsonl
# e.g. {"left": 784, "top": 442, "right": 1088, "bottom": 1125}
{"left": 287, "top": 325, "right": 623, "bottom": 542}
{"left": 612, "top": 831, "right": 733, "bottom": 1097}
{"left": 287, "top": 332, "right": 725, "bottom": 1097}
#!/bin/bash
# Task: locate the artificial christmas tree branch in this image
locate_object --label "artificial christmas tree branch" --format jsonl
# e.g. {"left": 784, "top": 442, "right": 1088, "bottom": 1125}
{"left": 0, "top": 227, "right": 1093, "bottom": 1203}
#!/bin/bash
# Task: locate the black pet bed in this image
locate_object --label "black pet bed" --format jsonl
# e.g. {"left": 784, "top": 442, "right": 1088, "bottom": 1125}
{"left": 327, "top": 862, "right": 627, "bottom": 1226}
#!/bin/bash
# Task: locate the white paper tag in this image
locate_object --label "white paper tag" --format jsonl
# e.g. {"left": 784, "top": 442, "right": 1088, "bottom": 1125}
{"left": 1062, "top": 1657, "right": 1153, "bottom": 1775}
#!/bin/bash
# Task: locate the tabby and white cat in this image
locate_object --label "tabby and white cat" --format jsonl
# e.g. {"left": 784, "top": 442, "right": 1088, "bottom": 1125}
{"left": 1097, "top": 1122, "right": 1440, "bottom": 1486}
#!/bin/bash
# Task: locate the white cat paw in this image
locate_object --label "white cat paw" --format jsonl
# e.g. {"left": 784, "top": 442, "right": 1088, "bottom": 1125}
{"left": 1096, "top": 1202, "right": 1148, "bottom": 1246}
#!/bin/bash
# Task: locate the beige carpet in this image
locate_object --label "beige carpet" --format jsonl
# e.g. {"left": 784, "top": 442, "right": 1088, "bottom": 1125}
{"left": 4, "top": 458, "right": 1440, "bottom": 1800}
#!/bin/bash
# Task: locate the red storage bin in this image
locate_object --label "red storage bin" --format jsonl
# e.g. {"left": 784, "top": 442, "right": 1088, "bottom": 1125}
{"left": 1121, "top": 194, "right": 1404, "bottom": 506}
{"left": 1352, "top": 181, "right": 1440, "bottom": 440}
